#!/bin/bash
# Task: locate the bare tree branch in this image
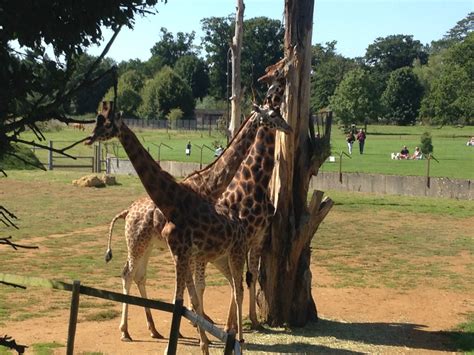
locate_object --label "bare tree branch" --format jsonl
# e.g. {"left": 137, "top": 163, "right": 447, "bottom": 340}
{"left": 0, "top": 237, "right": 39, "bottom": 250}
{"left": 9, "top": 138, "right": 77, "bottom": 160}
{"left": 3, "top": 27, "right": 122, "bottom": 138}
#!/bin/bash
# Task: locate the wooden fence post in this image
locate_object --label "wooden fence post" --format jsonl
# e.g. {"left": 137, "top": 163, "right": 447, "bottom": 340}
{"left": 224, "top": 330, "right": 236, "bottom": 355}
{"left": 66, "top": 280, "right": 81, "bottom": 355}
{"left": 48, "top": 141, "right": 54, "bottom": 170}
{"left": 98, "top": 142, "right": 102, "bottom": 173}
{"left": 167, "top": 298, "right": 184, "bottom": 355}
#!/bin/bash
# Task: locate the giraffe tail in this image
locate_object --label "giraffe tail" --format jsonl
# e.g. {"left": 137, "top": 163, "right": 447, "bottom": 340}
{"left": 245, "top": 251, "right": 252, "bottom": 288}
{"left": 105, "top": 209, "right": 128, "bottom": 263}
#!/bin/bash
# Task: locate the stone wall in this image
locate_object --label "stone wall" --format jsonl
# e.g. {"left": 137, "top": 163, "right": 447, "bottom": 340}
{"left": 311, "top": 172, "right": 472, "bottom": 200}
{"left": 106, "top": 157, "right": 472, "bottom": 200}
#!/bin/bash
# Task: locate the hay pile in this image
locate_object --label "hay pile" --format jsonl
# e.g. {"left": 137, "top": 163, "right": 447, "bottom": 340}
{"left": 72, "top": 174, "right": 117, "bottom": 188}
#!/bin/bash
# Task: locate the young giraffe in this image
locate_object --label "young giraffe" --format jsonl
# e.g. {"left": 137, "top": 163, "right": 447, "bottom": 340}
{"left": 86, "top": 101, "right": 291, "bottom": 353}
{"left": 106, "top": 112, "right": 265, "bottom": 342}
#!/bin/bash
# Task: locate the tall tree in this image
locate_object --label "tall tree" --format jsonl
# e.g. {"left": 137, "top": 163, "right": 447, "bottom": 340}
{"left": 138, "top": 66, "right": 194, "bottom": 120}
{"left": 310, "top": 41, "right": 357, "bottom": 111}
{"left": 150, "top": 28, "right": 196, "bottom": 67}
{"left": 330, "top": 68, "right": 380, "bottom": 127}
{"left": 257, "top": 0, "right": 333, "bottom": 326}
{"left": 381, "top": 67, "right": 424, "bottom": 125}
{"left": 419, "top": 32, "right": 474, "bottom": 125}
{"left": 201, "top": 16, "right": 283, "bottom": 102}
{"left": 228, "top": 0, "right": 245, "bottom": 138}
{"left": 174, "top": 55, "right": 210, "bottom": 101}
{"left": 365, "top": 34, "right": 428, "bottom": 73}
{"left": 104, "top": 70, "right": 145, "bottom": 116}
{"left": 241, "top": 17, "right": 284, "bottom": 98}
{"left": 200, "top": 16, "right": 234, "bottom": 100}
{"left": 429, "top": 12, "right": 473, "bottom": 53}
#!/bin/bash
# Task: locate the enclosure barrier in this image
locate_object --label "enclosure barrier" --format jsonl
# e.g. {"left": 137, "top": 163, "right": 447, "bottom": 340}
{"left": 0, "top": 273, "right": 242, "bottom": 355}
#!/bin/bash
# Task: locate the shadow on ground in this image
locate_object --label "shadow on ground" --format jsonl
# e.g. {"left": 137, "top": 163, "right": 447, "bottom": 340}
{"left": 243, "top": 318, "right": 462, "bottom": 353}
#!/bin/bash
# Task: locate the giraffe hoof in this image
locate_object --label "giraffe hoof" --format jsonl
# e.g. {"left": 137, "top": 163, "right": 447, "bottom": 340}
{"left": 121, "top": 335, "right": 133, "bottom": 342}
{"left": 151, "top": 332, "right": 164, "bottom": 339}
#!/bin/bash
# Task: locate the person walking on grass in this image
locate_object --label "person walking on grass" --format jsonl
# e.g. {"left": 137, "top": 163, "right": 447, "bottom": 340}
{"left": 185, "top": 141, "right": 191, "bottom": 156}
{"left": 356, "top": 128, "right": 366, "bottom": 154}
{"left": 346, "top": 131, "right": 355, "bottom": 155}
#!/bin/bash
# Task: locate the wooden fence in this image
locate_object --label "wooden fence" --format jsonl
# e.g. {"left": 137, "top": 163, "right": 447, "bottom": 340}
{"left": 0, "top": 273, "right": 241, "bottom": 355}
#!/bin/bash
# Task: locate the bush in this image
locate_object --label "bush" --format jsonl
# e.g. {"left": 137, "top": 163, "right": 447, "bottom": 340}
{"left": 138, "top": 66, "right": 194, "bottom": 120}
{"left": 420, "top": 131, "right": 433, "bottom": 155}
{"left": 167, "top": 108, "right": 184, "bottom": 129}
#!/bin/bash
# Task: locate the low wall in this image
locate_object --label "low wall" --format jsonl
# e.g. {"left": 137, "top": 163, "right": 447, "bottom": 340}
{"left": 311, "top": 172, "right": 472, "bottom": 200}
{"left": 106, "top": 156, "right": 202, "bottom": 178}
{"left": 106, "top": 157, "right": 472, "bottom": 200}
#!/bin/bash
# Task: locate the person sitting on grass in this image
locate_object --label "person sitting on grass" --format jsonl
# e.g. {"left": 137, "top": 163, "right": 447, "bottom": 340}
{"left": 400, "top": 145, "right": 409, "bottom": 159}
{"left": 467, "top": 136, "right": 474, "bottom": 146}
{"left": 412, "top": 146, "right": 423, "bottom": 160}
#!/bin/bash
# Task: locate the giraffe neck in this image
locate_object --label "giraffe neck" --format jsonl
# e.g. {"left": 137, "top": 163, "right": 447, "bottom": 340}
{"left": 219, "top": 125, "right": 275, "bottom": 221}
{"left": 183, "top": 112, "right": 259, "bottom": 200}
{"left": 118, "top": 124, "right": 182, "bottom": 220}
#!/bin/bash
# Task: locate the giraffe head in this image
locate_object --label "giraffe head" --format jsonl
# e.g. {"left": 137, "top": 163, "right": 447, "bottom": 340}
{"left": 85, "top": 101, "right": 122, "bottom": 145}
{"left": 257, "top": 57, "right": 294, "bottom": 109}
{"left": 252, "top": 104, "right": 292, "bottom": 134}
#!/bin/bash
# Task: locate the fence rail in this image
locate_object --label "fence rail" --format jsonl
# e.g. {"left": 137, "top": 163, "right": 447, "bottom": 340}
{"left": 0, "top": 273, "right": 241, "bottom": 355}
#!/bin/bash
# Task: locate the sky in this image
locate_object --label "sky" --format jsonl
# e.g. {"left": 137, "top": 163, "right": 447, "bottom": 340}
{"left": 89, "top": 0, "right": 472, "bottom": 62}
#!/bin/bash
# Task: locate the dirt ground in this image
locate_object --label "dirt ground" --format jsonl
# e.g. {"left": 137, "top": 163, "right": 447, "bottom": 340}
{"left": 3, "top": 259, "right": 472, "bottom": 355}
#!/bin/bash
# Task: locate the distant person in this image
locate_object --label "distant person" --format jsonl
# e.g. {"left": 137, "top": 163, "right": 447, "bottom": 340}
{"left": 185, "top": 141, "right": 191, "bottom": 156}
{"left": 346, "top": 131, "right": 355, "bottom": 155}
{"left": 412, "top": 146, "right": 422, "bottom": 160}
{"left": 400, "top": 145, "right": 409, "bottom": 159}
{"left": 356, "top": 128, "right": 366, "bottom": 154}
{"left": 467, "top": 136, "right": 474, "bottom": 146}
{"left": 214, "top": 145, "right": 224, "bottom": 157}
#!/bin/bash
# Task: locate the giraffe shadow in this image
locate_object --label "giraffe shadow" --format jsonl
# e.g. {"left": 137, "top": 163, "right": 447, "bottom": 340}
{"left": 242, "top": 318, "right": 464, "bottom": 353}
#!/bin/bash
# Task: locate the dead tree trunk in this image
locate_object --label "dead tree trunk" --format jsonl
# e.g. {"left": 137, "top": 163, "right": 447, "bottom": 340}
{"left": 257, "top": 0, "right": 334, "bottom": 326}
{"left": 228, "top": 0, "right": 244, "bottom": 138}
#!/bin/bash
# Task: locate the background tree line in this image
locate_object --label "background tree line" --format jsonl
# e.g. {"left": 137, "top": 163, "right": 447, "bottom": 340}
{"left": 2, "top": 7, "right": 472, "bottom": 137}
{"left": 104, "top": 11, "right": 472, "bottom": 127}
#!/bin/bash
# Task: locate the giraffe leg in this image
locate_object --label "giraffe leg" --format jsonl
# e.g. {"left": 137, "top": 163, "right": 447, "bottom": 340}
{"left": 193, "top": 259, "right": 215, "bottom": 324}
{"left": 185, "top": 264, "right": 210, "bottom": 352}
{"left": 247, "top": 242, "right": 264, "bottom": 330}
{"left": 212, "top": 257, "right": 237, "bottom": 332}
{"left": 228, "top": 250, "right": 245, "bottom": 344}
{"left": 120, "top": 260, "right": 134, "bottom": 342}
{"left": 134, "top": 248, "right": 163, "bottom": 339}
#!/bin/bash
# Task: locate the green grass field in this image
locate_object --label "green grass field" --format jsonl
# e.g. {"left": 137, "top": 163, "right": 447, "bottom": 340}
{"left": 13, "top": 122, "right": 474, "bottom": 179}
